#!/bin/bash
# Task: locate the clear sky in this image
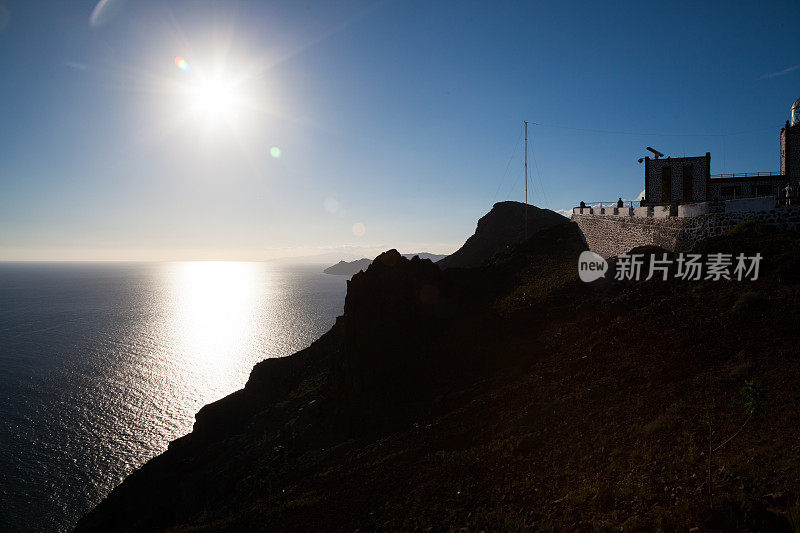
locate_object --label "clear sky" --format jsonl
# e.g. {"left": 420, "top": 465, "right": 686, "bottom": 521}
{"left": 1, "top": 0, "right": 799, "bottom": 261}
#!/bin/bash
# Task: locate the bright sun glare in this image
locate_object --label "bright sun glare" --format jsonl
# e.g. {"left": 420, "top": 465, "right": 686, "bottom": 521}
{"left": 172, "top": 56, "right": 245, "bottom": 124}
{"left": 190, "top": 79, "right": 239, "bottom": 120}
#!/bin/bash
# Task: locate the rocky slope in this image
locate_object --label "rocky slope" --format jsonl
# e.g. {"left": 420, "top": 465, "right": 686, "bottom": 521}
{"left": 324, "top": 253, "right": 446, "bottom": 276}
{"left": 437, "top": 200, "right": 567, "bottom": 269}
{"left": 77, "top": 221, "right": 800, "bottom": 531}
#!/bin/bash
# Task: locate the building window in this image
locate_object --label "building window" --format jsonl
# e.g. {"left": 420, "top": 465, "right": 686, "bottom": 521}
{"left": 682, "top": 165, "right": 693, "bottom": 201}
{"left": 661, "top": 167, "right": 672, "bottom": 203}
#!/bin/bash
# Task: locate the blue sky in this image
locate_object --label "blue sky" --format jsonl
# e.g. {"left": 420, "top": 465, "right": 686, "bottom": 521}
{"left": 1, "top": 0, "right": 799, "bottom": 260}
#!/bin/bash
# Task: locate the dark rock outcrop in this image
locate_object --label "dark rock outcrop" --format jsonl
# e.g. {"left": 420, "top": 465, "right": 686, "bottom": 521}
{"left": 324, "top": 253, "right": 447, "bottom": 276}
{"left": 76, "top": 222, "right": 586, "bottom": 532}
{"left": 333, "top": 250, "right": 447, "bottom": 419}
{"left": 437, "top": 201, "right": 567, "bottom": 269}
{"left": 403, "top": 252, "right": 447, "bottom": 263}
{"left": 76, "top": 219, "right": 800, "bottom": 531}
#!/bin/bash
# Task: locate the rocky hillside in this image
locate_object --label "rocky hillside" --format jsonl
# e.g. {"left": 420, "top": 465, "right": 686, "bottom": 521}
{"left": 437, "top": 201, "right": 567, "bottom": 269}
{"left": 77, "top": 221, "right": 800, "bottom": 531}
{"left": 324, "top": 253, "right": 446, "bottom": 276}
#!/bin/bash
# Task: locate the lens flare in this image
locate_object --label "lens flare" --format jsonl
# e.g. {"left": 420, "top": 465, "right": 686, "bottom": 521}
{"left": 323, "top": 197, "right": 339, "bottom": 214}
{"left": 174, "top": 56, "right": 191, "bottom": 73}
{"left": 270, "top": 146, "right": 281, "bottom": 158}
{"left": 89, "top": 0, "right": 125, "bottom": 28}
{"left": 352, "top": 222, "right": 366, "bottom": 237}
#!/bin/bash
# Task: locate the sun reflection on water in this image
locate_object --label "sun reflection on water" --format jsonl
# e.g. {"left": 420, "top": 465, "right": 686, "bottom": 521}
{"left": 162, "top": 261, "right": 268, "bottom": 406}
{"left": 0, "top": 261, "right": 349, "bottom": 532}
{"left": 171, "top": 262, "right": 260, "bottom": 358}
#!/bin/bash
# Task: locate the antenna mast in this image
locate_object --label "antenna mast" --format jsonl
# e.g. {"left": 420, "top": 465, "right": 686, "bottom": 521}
{"left": 524, "top": 120, "right": 528, "bottom": 239}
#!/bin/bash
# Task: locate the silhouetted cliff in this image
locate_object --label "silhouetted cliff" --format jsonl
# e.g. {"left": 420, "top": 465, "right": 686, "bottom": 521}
{"left": 437, "top": 201, "right": 567, "bottom": 269}
{"left": 324, "top": 253, "right": 447, "bottom": 276}
{"left": 77, "top": 218, "right": 800, "bottom": 531}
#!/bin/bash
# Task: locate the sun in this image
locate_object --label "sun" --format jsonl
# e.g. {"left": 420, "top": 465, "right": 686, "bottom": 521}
{"left": 190, "top": 79, "right": 239, "bottom": 121}
{"left": 168, "top": 56, "right": 255, "bottom": 132}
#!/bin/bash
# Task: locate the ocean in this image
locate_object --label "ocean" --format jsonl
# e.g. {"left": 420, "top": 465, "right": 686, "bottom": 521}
{"left": 0, "top": 262, "right": 347, "bottom": 532}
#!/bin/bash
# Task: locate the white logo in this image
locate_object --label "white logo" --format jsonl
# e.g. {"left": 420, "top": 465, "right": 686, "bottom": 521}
{"left": 578, "top": 251, "right": 608, "bottom": 282}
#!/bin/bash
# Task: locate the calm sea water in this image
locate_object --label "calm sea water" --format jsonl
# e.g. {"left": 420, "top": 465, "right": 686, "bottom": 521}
{"left": 0, "top": 262, "right": 347, "bottom": 532}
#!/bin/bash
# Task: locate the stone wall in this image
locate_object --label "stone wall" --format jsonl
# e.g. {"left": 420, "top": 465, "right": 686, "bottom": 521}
{"left": 572, "top": 206, "right": 800, "bottom": 258}
{"left": 572, "top": 214, "right": 686, "bottom": 258}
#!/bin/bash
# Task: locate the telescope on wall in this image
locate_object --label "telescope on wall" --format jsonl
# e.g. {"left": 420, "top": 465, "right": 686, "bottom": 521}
{"left": 638, "top": 146, "right": 665, "bottom": 163}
